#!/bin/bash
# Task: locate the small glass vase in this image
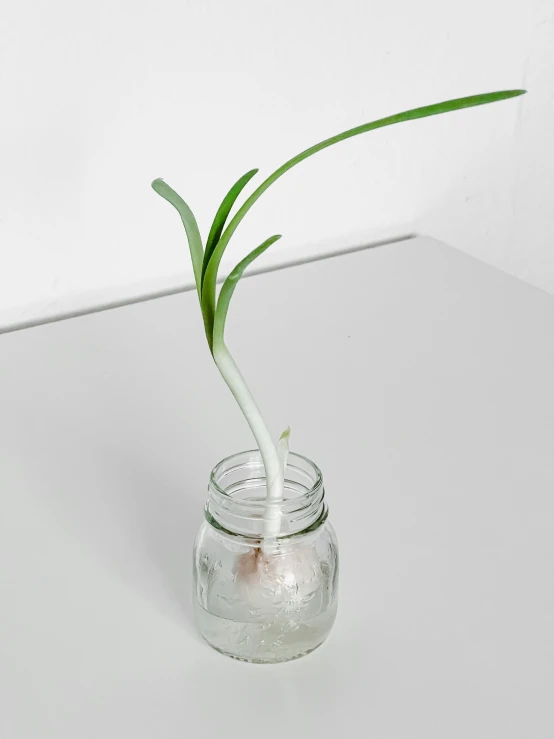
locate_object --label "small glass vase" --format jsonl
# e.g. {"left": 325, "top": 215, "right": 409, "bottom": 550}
{"left": 193, "top": 450, "right": 339, "bottom": 663}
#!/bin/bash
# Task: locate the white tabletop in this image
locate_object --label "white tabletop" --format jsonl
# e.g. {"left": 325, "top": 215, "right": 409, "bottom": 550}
{"left": 1, "top": 236, "right": 553, "bottom": 738}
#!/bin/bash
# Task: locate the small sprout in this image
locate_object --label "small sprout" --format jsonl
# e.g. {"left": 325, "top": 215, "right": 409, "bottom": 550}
{"left": 277, "top": 426, "right": 291, "bottom": 489}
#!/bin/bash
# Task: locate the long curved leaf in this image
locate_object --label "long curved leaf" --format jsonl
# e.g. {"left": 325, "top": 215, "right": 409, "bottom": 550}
{"left": 151, "top": 178, "right": 204, "bottom": 296}
{"left": 202, "top": 168, "right": 259, "bottom": 289}
{"left": 213, "top": 234, "right": 282, "bottom": 346}
{"left": 202, "top": 89, "right": 526, "bottom": 321}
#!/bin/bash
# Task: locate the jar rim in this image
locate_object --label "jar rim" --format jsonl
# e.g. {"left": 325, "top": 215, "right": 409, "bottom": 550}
{"left": 209, "top": 449, "right": 323, "bottom": 509}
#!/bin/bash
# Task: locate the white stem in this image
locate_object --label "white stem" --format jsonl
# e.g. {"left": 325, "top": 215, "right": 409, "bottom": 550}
{"left": 213, "top": 343, "right": 283, "bottom": 539}
{"left": 264, "top": 427, "right": 290, "bottom": 538}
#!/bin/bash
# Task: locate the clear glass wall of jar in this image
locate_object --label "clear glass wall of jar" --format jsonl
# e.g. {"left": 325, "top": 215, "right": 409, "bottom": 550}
{"left": 193, "top": 450, "right": 339, "bottom": 663}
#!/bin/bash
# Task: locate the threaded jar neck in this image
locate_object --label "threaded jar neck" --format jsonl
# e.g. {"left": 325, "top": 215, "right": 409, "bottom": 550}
{"left": 207, "top": 450, "right": 326, "bottom": 539}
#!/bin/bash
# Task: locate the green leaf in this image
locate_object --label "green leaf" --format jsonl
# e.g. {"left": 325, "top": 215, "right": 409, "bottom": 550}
{"left": 213, "top": 234, "right": 282, "bottom": 346}
{"left": 151, "top": 178, "right": 204, "bottom": 296}
{"left": 202, "top": 89, "right": 526, "bottom": 316}
{"left": 151, "top": 178, "right": 215, "bottom": 348}
{"left": 202, "top": 168, "right": 259, "bottom": 290}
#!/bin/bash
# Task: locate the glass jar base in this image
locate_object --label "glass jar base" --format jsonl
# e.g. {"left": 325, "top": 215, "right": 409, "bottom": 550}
{"left": 204, "top": 637, "right": 326, "bottom": 664}
{"left": 194, "top": 599, "right": 337, "bottom": 664}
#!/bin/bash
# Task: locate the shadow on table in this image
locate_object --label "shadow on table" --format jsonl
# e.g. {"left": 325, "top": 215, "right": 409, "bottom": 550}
{"left": 101, "top": 447, "right": 202, "bottom": 631}
{"left": 65, "top": 291, "right": 241, "bottom": 633}
{"left": 9, "top": 303, "right": 220, "bottom": 634}
{"left": 35, "top": 429, "right": 204, "bottom": 632}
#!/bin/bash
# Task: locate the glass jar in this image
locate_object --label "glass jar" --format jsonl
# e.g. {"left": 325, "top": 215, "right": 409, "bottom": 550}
{"left": 193, "top": 450, "right": 339, "bottom": 663}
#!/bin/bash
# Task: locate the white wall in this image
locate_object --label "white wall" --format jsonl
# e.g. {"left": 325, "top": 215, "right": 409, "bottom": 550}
{"left": 1, "top": 0, "right": 553, "bottom": 330}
